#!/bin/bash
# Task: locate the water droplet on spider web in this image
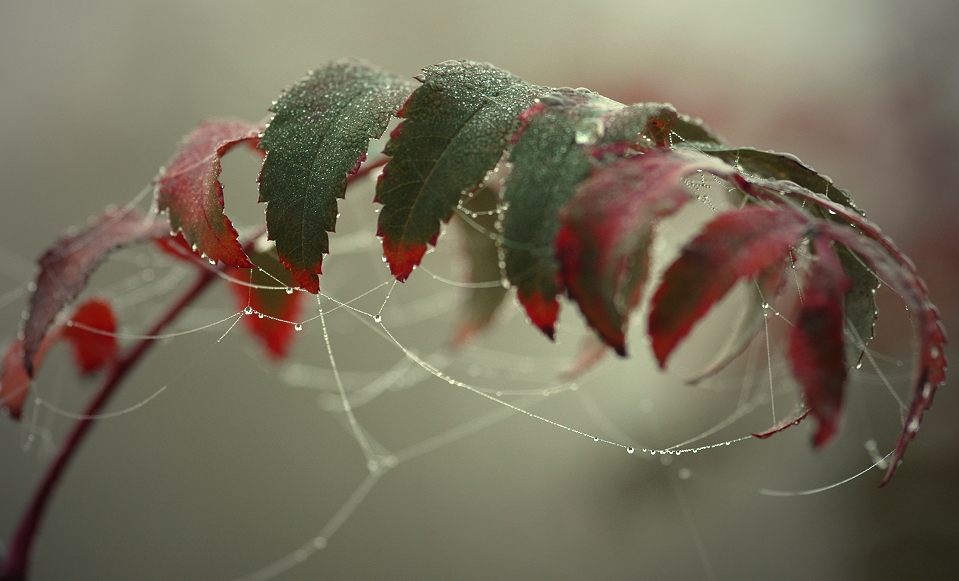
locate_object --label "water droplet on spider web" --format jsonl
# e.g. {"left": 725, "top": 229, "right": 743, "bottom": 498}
{"left": 243, "top": 306, "right": 253, "bottom": 315}
{"left": 627, "top": 447, "right": 635, "bottom": 454}
{"left": 294, "top": 323, "right": 303, "bottom": 332}
{"left": 257, "top": 313, "right": 264, "bottom": 319}
{"left": 373, "top": 314, "right": 382, "bottom": 324}
{"left": 285, "top": 287, "right": 294, "bottom": 294}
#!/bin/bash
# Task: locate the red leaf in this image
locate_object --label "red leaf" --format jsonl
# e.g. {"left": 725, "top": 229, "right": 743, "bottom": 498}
{"left": 752, "top": 408, "right": 811, "bottom": 439}
{"left": 648, "top": 205, "right": 808, "bottom": 368}
{"left": 156, "top": 119, "right": 263, "bottom": 269}
{"left": 380, "top": 236, "right": 431, "bottom": 282}
{"left": 62, "top": 298, "right": 119, "bottom": 375}
{"left": 556, "top": 151, "right": 725, "bottom": 354}
{"left": 787, "top": 235, "right": 852, "bottom": 447}
{"left": 517, "top": 288, "right": 560, "bottom": 340}
{"left": 227, "top": 249, "right": 304, "bottom": 360}
{"left": 23, "top": 207, "right": 170, "bottom": 375}
{"left": 153, "top": 231, "right": 206, "bottom": 264}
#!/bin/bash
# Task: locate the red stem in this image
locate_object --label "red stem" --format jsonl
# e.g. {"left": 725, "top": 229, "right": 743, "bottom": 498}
{"left": 0, "top": 265, "right": 221, "bottom": 581}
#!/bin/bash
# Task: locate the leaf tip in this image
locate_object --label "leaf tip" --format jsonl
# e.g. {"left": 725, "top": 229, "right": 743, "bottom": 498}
{"left": 381, "top": 237, "right": 429, "bottom": 282}
{"left": 518, "top": 290, "right": 559, "bottom": 340}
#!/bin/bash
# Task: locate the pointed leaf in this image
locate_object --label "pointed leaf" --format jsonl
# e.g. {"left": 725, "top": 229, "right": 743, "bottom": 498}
{"left": 227, "top": 248, "right": 304, "bottom": 360}
{"left": 62, "top": 297, "right": 119, "bottom": 375}
{"left": 504, "top": 94, "right": 682, "bottom": 338}
{"left": 556, "top": 150, "right": 724, "bottom": 354}
{"left": 258, "top": 60, "right": 416, "bottom": 293}
{"left": 375, "top": 61, "right": 546, "bottom": 280}
{"left": 1, "top": 334, "right": 56, "bottom": 420}
{"left": 787, "top": 235, "right": 852, "bottom": 447}
{"left": 23, "top": 207, "right": 170, "bottom": 375}
{"left": 452, "top": 187, "right": 508, "bottom": 344}
{"left": 156, "top": 119, "right": 262, "bottom": 268}
{"left": 648, "top": 205, "right": 808, "bottom": 367}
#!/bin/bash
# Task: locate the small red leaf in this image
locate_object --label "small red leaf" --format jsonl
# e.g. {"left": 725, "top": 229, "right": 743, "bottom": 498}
{"left": 379, "top": 236, "right": 429, "bottom": 281}
{"left": 648, "top": 205, "right": 808, "bottom": 368}
{"left": 156, "top": 119, "right": 262, "bottom": 269}
{"left": 517, "top": 289, "right": 559, "bottom": 340}
{"left": 557, "top": 151, "right": 723, "bottom": 354}
{"left": 62, "top": 298, "right": 119, "bottom": 375}
{"left": 227, "top": 250, "right": 304, "bottom": 360}
{"left": 787, "top": 235, "right": 852, "bottom": 448}
{"left": 23, "top": 207, "right": 170, "bottom": 375}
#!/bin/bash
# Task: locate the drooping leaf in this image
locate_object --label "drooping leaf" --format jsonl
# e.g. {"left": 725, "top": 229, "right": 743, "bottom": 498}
{"left": 752, "top": 407, "right": 811, "bottom": 439}
{"left": 504, "top": 93, "right": 682, "bottom": 339}
{"left": 817, "top": 221, "right": 947, "bottom": 485}
{"left": 452, "top": 187, "right": 508, "bottom": 344}
{"left": 258, "top": 59, "right": 416, "bottom": 293}
{"left": 648, "top": 205, "right": 808, "bottom": 368}
{"left": 226, "top": 247, "right": 305, "bottom": 361}
{"left": 156, "top": 119, "right": 262, "bottom": 268}
{"left": 787, "top": 235, "right": 852, "bottom": 447}
{"left": 23, "top": 207, "right": 170, "bottom": 375}
{"left": 61, "top": 297, "right": 119, "bottom": 375}
{"left": 556, "top": 150, "right": 727, "bottom": 354}
{"left": 375, "top": 61, "right": 546, "bottom": 280}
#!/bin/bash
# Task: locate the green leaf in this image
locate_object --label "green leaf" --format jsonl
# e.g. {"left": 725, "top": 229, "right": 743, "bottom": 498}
{"left": 452, "top": 187, "right": 508, "bottom": 344}
{"left": 502, "top": 90, "right": 679, "bottom": 338}
{"left": 258, "top": 59, "right": 416, "bottom": 293}
{"left": 374, "top": 61, "right": 546, "bottom": 281}
{"left": 669, "top": 113, "right": 725, "bottom": 148}
{"left": 837, "top": 244, "right": 879, "bottom": 364}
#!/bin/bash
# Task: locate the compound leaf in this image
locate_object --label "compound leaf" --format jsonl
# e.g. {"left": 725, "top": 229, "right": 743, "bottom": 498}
{"left": 258, "top": 59, "right": 416, "bottom": 293}
{"left": 648, "top": 205, "right": 808, "bottom": 368}
{"left": 375, "top": 61, "right": 546, "bottom": 280}
{"left": 156, "top": 119, "right": 262, "bottom": 268}
{"left": 23, "top": 207, "right": 170, "bottom": 375}
{"left": 787, "top": 235, "right": 852, "bottom": 447}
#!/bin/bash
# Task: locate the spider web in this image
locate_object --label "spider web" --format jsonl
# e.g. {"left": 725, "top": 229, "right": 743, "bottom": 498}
{"left": 0, "top": 144, "right": 914, "bottom": 581}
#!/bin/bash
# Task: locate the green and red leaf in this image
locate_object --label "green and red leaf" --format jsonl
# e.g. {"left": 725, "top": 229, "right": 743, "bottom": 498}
{"left": 375, "top": 61, "right": 546, "bottom": 280}
{"left": 23, "top": 207, "right": 170, "bottom": 375}
{"left": 648, "top": 205, "right": 808, "bottom": 368}
{"left": 787, "top": 235, "right": 852, "bottom": 448}
{"left": 258, "top": 59, "right": 416, "bottom": 293}
{"left": 156, "top": 119, "right": 262, "bottom": 268}
{"left": 556, "top": 150, "right": 727, "bottom": 354}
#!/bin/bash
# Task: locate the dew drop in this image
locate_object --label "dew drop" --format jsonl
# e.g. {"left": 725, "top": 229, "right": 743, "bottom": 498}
{"left": 495, "top": 391, "right": 503, "bottom": 397}
{"left": 593, "top": 437, "right": 600, "bottom": 442}
{"left": 294, "top": 323, "right": 303, "bottom": 332}
{"left": 244, "top": 306, "right": 253, "bottom": 315}
{"left": 678, "top": 468, "right": 692, "bottom": 480}
{"left": 27, "top": 282, "right": 37, "bottom": 292}
{"left": 930, "top": 346, "right": 940, "bottom": 359}
{"left": 856, "top": 361, "right": 863, "bottom": 369}
{"left": 627, "top": 447, "right": 635, "bottom": 454}
{"left": 285, "top": 287, "right": 294, "bottom": 294}
{"left": 257, "top": 313, "right": 264, "bottom": 319}
{"left": 313, "top": 537, "right": 327, "bottom": 549}
{"left": 373, "top": 314, "right": 382, "bottom": 323}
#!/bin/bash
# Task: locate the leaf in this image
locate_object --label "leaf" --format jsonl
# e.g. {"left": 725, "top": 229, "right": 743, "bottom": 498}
{"left": 752, "top": 407, "right": 811, "bottom": 439}
{"left": 686, "top": 262, "right": 788, "bottom": 384}
{"left": 836, "top": 244, "right": 879, "bottom": 365}
{"left": 452, "top": 187, "right": 508, "bottom": 344}
{"left": 1, "top": 336, "right": 53, "bottom": 420}
{"left": 648, "top": 205, "right": 808, "bottom": 368}
{"left": 375, "top": 61, "right": 546, "bottom": 280}
{"left": 156, "top": 119, "right": 263, "bottom": 268}
{"left": 505, "top": 95, "right": 684, "bottom": 339}
{"left": 258, "top": 59, "right": 416, "bottom": 293}
{"left": 556, "top": 150, "right": 726, "bottom": 355}
{"left": 226, "top": 247, "right": 305, "bottom": 360}
{"left": 787, "top": 235, "right": 852, "bottom": 447}
{"left": 62, "top": 298, "right": 119, "bottom": 375}
{"left": 817, "top": 222, "right": 947, "bottom": 485}
{"left": 669, "top": 113, "right": 725, "bottom": 148}
{"left": 23, "top": 207, "right": 170, "bottom": 376}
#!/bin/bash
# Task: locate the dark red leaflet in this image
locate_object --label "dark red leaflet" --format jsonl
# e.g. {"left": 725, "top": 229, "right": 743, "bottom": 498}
{"left": 787, "top": 235, "right": 852, "bottom": 448}
{"left": 648, "top": 205, "right": 808, "bottom": 368}
{"left": 156, "top": 119, "right": 262, "bottom": 269}
{"left": 379, "top": 235, "right": 433, "bottom": 282}
{"left": 517, "top": 288, "right": 560, "bottom": 340}
{"left": 61, "top": 298, "right": 119, "bottom": 375}
{"left": 556, "top": 152, "right": 712, "bottom": 355}
{"left": 23, "top": 207, "right": 171, "bottom": 375}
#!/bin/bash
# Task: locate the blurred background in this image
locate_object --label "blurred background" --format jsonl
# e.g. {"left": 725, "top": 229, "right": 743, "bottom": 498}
{"left": 1, "top": 1, "right": 958, "bottom": 579}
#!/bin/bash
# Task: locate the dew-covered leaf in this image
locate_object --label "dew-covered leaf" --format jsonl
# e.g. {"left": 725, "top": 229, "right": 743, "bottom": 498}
{"left": 648, "top": 205, "right": 808, "bottom": 368}
{"left": 504, "top": 93, "right": 682, "bottom": 339}
{"left": 226, "top": 247, "right": 305, "bottom": 360}
{"left": 258, "top": 59, "right": 416, "bottom": 293}
{"left": 787, "top": 235, "right": 852, "bottom": 447}
{"left": 23, "top": 207, "right": 170, "bottom": 376}
{"left": 62, "top": 297, "right": 119, "bottom": 375}
{"left": 556, "top": 150, "right": 725, "bottom": 354}
{"left": 375, "top": 61, "right": 546, "bottom": 280}
{"left": 452, "top": 187, "right": 508, "bottom": 344}
{"left": 836, "top": 245, "right": 879, "bottom": 365}
{"left": 752, "top": 407, "right": 811, "bottom": 439}
{"left": 156, "top": 119, "right": 262, "bottom": 268}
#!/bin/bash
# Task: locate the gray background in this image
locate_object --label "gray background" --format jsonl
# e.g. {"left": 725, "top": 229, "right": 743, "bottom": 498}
{"left": 2, "top": 1, "right": 958, "bottom": 580}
